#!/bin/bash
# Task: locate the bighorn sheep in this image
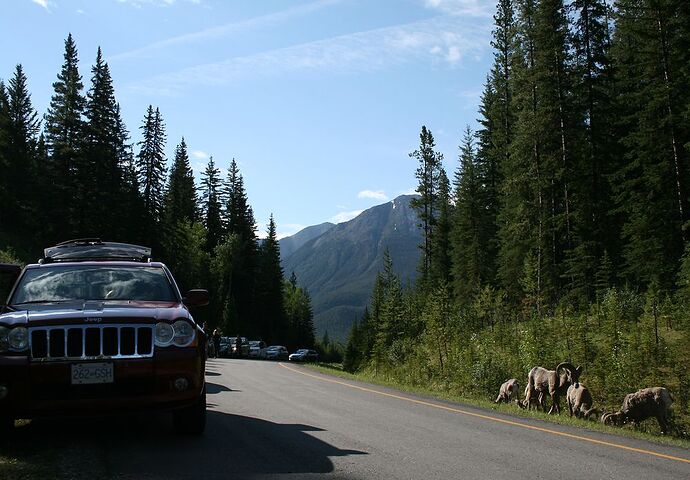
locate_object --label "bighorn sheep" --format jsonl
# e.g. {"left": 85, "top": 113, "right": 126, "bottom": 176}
{"left": 495, "top": 379, "right": 520, "bottom": 404}
{"left": 520, "top": 384, "right": 544, "bottom": 410}
{"left": 525, "top": 362, "right": 582, "bottom": 414}
{"left": 601, "top": 387, "right": 673, "bottom": 434}
{"left": 566, "top": 383, "right": 597, "bottom": 419}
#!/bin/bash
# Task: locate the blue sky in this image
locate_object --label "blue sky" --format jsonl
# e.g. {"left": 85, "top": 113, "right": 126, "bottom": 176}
{"left": 2, "top": 0, "right": 494, "bottom": 238}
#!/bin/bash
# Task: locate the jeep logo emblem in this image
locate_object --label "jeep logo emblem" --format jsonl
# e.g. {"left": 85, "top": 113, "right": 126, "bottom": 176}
{"left": 85, "top": 317, "right": 103, "bottom": 323}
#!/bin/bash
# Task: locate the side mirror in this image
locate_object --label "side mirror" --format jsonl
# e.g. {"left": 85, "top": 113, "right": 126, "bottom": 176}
{"left": 183, "top": 289, "right": 209, "bottom": 307}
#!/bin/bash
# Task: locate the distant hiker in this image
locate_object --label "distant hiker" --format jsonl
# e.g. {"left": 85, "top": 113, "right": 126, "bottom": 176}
{"left": 212, "top": 329, "right": 221, "bottom": 358}
{"left": 235, "top": 334, "right": 242, "bottom": 357}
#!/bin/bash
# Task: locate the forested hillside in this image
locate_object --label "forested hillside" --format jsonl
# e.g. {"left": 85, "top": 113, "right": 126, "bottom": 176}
{"left": 0, "top": 35, "right": 315, "bottom": 350}
{"left": 282, "top": 195, "right": 422, "bottom": 341}
{"left": 344, "top": 0, "right": 690, "bottom": 438}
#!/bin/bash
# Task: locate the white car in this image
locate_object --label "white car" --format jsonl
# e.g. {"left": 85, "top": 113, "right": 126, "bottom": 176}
{"left": 248, "top": 340, "right": 268, "bottom": 359}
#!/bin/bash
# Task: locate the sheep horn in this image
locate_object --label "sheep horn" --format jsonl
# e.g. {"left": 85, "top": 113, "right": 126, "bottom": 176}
{"left": 556, "top": 362, "right": 576, "bottom": 374}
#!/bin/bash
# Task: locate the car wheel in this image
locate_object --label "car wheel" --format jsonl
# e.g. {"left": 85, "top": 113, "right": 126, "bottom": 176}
{"left": 173, "top": 386, "right": 206, "bottom": 435}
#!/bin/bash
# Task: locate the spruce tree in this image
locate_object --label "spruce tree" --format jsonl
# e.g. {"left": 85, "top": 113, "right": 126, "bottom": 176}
{"left": 410, "top": 126, "right": 443, "bottom": 286}
{"left": 200, "top": 156, "right": 223, "bottom": 252}
{"left": 136, "top": 105, "right": 167, "bottom": 227}
{"left": 256, "top": 215, "right": 286, "bottom": 343}
{"left": 5, "top": 64, "right": 40, "bottom": 233}
{"left": 163, "top": 137, "right": 198, "bottom": 226}
{"left": 83, "top": 47, "right": 122, "bottom": 238}
{"left": 429, "top": 168, "right": 452, "bottom": 286}
{"left": 43, "top": 33, "right": 86, "bottom": 239}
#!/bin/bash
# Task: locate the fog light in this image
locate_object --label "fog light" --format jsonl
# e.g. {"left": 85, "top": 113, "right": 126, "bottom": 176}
{"left": 0, "top": 385, "right": 8, "bottom": 400}
{"left": 173, "top": 377, "right": 189, "bottom": 391}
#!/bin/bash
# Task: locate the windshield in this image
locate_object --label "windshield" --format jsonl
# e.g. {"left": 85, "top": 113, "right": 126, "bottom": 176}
{"left": 11, "top": 265, "right": 176, "bottom": 304}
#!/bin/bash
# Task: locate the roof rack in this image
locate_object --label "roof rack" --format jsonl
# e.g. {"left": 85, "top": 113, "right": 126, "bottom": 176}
{"left": 41, "top": 240, "right": 152, "bottom": 264}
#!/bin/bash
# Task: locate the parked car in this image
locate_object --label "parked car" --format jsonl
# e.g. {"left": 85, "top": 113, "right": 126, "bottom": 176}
{"left": 265, "top": 345, "right": 288, "bottom": 361}
{"left": 229, "top": 336, "right": 249, "bottom": 357}
{"left": 248, "top": 340, "right": 267, "bottom": 359}
{"left": 217, "top": 336, "right": 231, "bottom": 357}
{"left": 0, "top": 239, "right": 209, "bottom": 435}
{"left": 288, "top": 349, "right": 319, "bottom": 362}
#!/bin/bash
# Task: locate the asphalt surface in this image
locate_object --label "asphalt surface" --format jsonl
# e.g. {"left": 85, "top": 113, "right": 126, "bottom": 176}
{"left": 6, "top": 358, "right": 690, "bottom": 479}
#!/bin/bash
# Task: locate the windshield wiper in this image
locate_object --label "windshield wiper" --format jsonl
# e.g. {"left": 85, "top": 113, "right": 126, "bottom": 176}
{"left": 12, "top": 300, "right": 78, "bottom": 305}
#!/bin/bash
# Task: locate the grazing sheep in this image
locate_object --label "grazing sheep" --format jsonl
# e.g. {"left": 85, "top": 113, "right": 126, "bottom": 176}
{"left": 566, "top": 383, "right": 597, "bottom": 419}
{"left": 495, "top": 379, "right": 520, "bottom": 404}
{"left": 520, "top": 384, "right": 545, "bottom": 410}
{"left": 601, "top": 387, "right": 673, "bottom": 434}
{"left": 525, "top": 362, "right": 582, "bottom": 415}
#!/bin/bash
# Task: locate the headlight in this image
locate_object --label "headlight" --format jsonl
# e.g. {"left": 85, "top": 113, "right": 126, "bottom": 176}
{"left": 0, "top": 326, "right": 8, "bottom": 352}
{"left": 8, "top": 327, "right": 28, "bottom": 351}
{"left": 154, "top": 322, "right": 174, "bottom": 346}
{"left": 172, "top": 320, "right": 195, "bottom": 347}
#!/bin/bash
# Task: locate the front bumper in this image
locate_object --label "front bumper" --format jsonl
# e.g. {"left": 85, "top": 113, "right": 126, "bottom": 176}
{"left": 0, "top": 348, "right": 204, "bottom": 418}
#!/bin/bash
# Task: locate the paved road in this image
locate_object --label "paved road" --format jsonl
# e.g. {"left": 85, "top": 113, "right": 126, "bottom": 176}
{"left": 7, "top": 358, "right": 690, "bottom": 479}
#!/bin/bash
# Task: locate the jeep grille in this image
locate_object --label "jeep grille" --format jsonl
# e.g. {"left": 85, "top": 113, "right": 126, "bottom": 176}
{"left": 29, "top": 324, "right": 154, "bottom": 361}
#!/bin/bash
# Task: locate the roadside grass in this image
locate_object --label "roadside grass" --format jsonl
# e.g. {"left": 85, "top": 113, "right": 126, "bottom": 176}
{"left": 306, "top": 363, "right": 690, "bottom": 451}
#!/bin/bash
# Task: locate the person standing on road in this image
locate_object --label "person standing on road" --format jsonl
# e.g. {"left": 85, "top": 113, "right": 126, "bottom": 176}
{"left": 212, "top": 329, "right": 221, "bottom": 358}
{"left": 234, "top": 334, "right": 242, "bottom": 358}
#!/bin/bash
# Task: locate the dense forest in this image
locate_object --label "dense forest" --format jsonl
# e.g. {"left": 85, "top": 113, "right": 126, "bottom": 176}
{"left": 0, "top": 35, "right": 315, "bottom": 350}
{"left": 344, "top": 0, "right": 690, "bottom": 437}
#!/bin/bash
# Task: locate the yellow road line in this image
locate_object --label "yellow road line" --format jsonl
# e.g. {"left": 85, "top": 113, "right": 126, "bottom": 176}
{"left": 279, "top": 363, "right": 690, "bottom": 465}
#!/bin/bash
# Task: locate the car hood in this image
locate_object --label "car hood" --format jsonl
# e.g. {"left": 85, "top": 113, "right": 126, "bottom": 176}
{"left": 0, "top": 301, "right": 190, "bottom": 327}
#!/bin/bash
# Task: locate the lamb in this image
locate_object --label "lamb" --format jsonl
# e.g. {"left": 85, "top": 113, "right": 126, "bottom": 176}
{"left": 566, "top": 383, "right": 597, "bottom": 419}
{"left": 601, "top": 387, "right": 673, "bottom": 434}
{"left": 525, "top": 362, "right": 582, "bottom": 414}
{"left": 495, "top": 379, "right": 520, "bottom": 404}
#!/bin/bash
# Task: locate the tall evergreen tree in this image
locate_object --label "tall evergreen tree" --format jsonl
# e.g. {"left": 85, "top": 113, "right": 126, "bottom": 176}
{"left": 410, "top": 126, "right": 443, "bottom": 286}
{"left": 612, "top": 0, "right": 690, "bottom": 289}
{"left": 201, "top": 156, "right": 223, "bottom": 252}
{"left": 256, "top": 215, "right": 286, "bottom": 343}
{"left": 83, "top": 47, "right": 122, "bottom": 238}
{"left": 5, "top": 64, "right": 40, "bottom": 233}
{"left": 43, "top": 33, "right": 86, "bottom": 240}
{"left": 136, "top": 105, "right": 167, "bottom": 227}
{"left": 430, "top": 168, "right": 452, "bottom": 286}
{"left": 451, "top": 127, "right": 484, "bottom": 301}
{"left": 163, "top": 137, "right": 198, "bottom": 226}
{"left": 0, "top": 82, "right": 12, "bottom": 229}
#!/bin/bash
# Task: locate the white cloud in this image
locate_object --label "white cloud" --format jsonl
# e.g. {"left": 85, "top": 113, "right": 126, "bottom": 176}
{"left": 423, "top": 0, "right": 493, "bottom": 17}
{"left": 358, "top": 190, "right": 388, "bottom": 201}
{"left": 127, "top": 15, "right": 490, "bottom": 96}
{"left": 116, "top": 0, "right": 198, "bottom": 7}
{"left": 31, "top": 0, "right": 50, "bottom": 10}
{"left": 400, "top": 187, "right": 418, "bottom": 196}
{"left": 191, "top": 150, "right": 209, "bottom": 160}
{"left": 76, "top": 9, "right": 86, "bottom": 14}
{"left": 110, "top": 0, "right": 340, "bottom": 62}
{"left": 277, "top": 224, "right": 307, "bottom": 240}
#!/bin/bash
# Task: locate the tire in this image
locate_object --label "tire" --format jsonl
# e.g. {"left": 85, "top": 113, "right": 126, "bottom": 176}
{"left": 173, "top": 386, "right": 206, "bottom": 435}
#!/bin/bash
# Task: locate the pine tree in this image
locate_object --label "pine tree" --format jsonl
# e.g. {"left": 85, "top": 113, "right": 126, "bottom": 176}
{"left": 410, "top": 126, "right": 444, "bottom": 286}
{"left": 136, "top": 105, "right": 167, "bottom": 227}
{"left": 451, "top": 127, "right": 483, "bottom": 301}
{"left": 0, "top": 82, "right": 10, "bottom": 228}
{"left": 256, "top": 215, "right": 286, "bottom": 343}
{"left": 429, "top": 168, "right": 452, "bottom": 286}
{"left": 43, "top": 33, "right": 86, "bottom": 239}
{"left": 5, "top": 64, "right": 40, "bottom": 235}
{"left": 163, "top": 137, "right": 198, "bottom": 226}
{"left": 83, "top": 47, "right": 122, "bottom": 237}
{"left": 612, "top": 0, "right": 690, "bottom": 290}
{"left": 201, "top": 156, "right": 223, "bottom": 252}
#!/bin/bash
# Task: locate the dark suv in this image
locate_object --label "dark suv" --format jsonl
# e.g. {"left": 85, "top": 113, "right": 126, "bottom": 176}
{"left": 0, "top": 239, "right": 209, "bottom": 434}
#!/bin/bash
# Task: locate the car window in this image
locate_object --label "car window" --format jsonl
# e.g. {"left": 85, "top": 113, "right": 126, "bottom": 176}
{"left": 11, "top": 265, "right": 176, "bottom": 304}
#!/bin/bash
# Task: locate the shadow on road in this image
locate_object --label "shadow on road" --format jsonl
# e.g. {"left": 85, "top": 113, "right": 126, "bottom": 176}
{"left": 1, "top": 410, "right": 367, "bottom": 479}
{"left": 206, "top": 381, "right": 233, "bottom": 394}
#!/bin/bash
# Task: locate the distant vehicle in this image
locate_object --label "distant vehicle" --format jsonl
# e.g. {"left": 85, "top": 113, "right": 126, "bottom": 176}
{"left": 265, "top": 345, "right": 288, "bottom": 361}
{"left": 248, "top": 340, "right": 267, "bottom": 359}
{"left": 288, "top": 349, "right": 319, "bottom": 362}
{"left": 229, "top": 336, "right": 249, "bottom": 357}
{"left": 218, "top": 336, "right": 231, "bottom": 357}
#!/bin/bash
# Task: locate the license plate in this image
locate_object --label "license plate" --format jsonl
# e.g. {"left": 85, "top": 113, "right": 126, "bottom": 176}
{"left": 71, "top": 362, "right": 114, "bottom": 385}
